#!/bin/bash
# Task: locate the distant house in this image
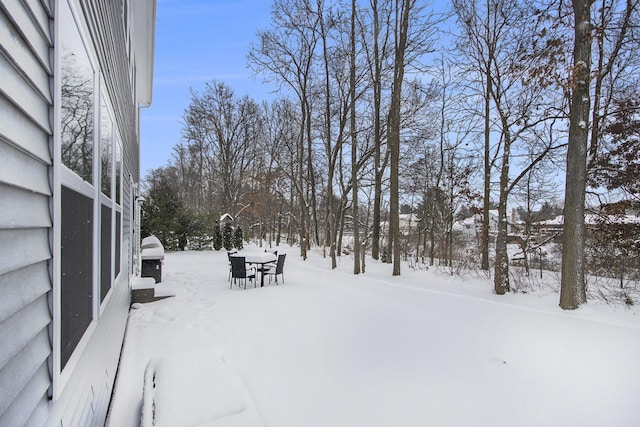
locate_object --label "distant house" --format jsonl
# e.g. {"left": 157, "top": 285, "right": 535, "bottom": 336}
{"left": 450, "top": 210, "right": 497, "bottom": 238}
{"left": 378, "top": 213, "right": 421, "bottom": 238}
{"left": 461, "top": 209, "right": 521, "bottom": 235}
{"left": 0, "top": 1, "right": 156, "bottom": 426}
{"left": 398, "top": 213, "right": 421, "bottom": 235}
{"left": 532, "top": 215, "right": 564, "bottom": 236}
{"left": 220, "top": 212, "right": 234, "bottom": 223}
{"left": 453, "top": 216, "right": 477, "bottom": 236}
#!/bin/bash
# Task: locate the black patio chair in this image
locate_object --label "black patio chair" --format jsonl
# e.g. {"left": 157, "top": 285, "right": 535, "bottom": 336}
{"left": 230, "top": 256, "right": 255, "bottom": 289}
{"left": 226, "top": 250, "right": 237, "bottom": 282}
{"left": 264, "top": 253, "right": 286, "bottom": 285}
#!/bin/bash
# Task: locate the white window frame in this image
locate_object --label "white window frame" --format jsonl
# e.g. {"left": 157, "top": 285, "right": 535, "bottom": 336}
{"left": 99, "top": 83, "right": 115, "bottom": 312}
{"left": 52, "top": 0, "right": 132, "bottom": 400}
{"left": 97, "top": 84, "right": 126, "bottom": 312}
{"left": 53, "top": 0, "right": 100, "bottom": 398}
{"left": 114, "top": 133, "right": 124, "bottom": 280}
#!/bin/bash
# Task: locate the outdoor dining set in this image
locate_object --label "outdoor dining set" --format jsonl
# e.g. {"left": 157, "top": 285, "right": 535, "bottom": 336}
{"left": 228, "top": 249, "right": 286, "bottom": 289}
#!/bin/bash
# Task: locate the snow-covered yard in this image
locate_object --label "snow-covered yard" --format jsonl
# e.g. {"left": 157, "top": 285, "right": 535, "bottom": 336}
{"left": 107, "top": 245, "right": 640, "bottom": 426}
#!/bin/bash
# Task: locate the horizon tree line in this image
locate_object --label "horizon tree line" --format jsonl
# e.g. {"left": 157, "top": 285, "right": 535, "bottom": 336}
{"left": 142, "top": 0, "right": 640, "bottom": 310}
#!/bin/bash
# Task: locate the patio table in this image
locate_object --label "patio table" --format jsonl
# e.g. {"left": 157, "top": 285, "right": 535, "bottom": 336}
{"left": 230, "top": 252, "right": 277, "bottom": 287}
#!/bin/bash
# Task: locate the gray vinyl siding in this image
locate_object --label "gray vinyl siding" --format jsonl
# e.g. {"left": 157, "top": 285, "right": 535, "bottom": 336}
{"left": 50, "top": 0, "right": 139, "bottom": 425}
{"left": 1, "top": 0, "right": 145, "bottom": 425}
{"left": 0, "top": 0, "right": 53, "bottom": 425}
{"left": 48, "top": 0, "right": 139, "bottom": 425}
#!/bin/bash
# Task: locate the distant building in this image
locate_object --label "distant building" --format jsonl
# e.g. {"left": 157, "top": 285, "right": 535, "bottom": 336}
{"left": 0, "top": 1, "right": 156, "bottom": 425}
{"left": 378, "top": 213, "right": 420, "bottom": 236}
{"left": 220, "top": 213, "right": 234, "bottom": 223}
{"left": 398, "top": 213, "right": 421, "bottom": 235}
{"left": 457, "top": 210, "right": 499, "bottom": 235}
{"left": 531, "top": 215, "right": 564, "bottom": 235}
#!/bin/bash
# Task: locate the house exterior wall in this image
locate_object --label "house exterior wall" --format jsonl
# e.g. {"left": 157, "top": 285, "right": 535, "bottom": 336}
{"left": 0, "top": 1, "right": 55, "bottom": 425}
{"left": 0, "top": 0, "right": 154, "bottom": 425}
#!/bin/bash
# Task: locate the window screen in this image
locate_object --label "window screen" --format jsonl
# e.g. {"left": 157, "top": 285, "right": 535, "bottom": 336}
{"left": 100, "top": 204, "right": 112, "bottom": 302}
{"left": 115, "top": 211, "right": 121, "bottom": 278}
{"left": 61, "top": 186, "right": 93, "bottom": 369}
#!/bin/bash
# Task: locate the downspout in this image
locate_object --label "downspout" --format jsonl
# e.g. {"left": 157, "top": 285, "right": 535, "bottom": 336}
{"left": 135, "top": 102, "right": 151, "bottom": 276}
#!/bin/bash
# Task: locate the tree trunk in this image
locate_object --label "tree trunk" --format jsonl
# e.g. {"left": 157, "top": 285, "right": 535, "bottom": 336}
{"left": 306, "top": 100, "right": 319, "bottom": 249}
{"left": 388, "top": 0, "right": 412, "bottom": 276}
{"left": 351, "top": 0, "right": 361, "bottom": 274}
{"left": 370, "top": 0, "right": 384, "bottom": 261}
{"left": 494, "top": 121, "right": 511, "bottom": 295}
{"left": 429, "top": 223, "right": 435, "bottom": 265}
{"left": 372, "top": 158, "right": 382, "bottom": 260}
{"left": 494, "top": 203, "right": 510, "bottom": 294}
{"left": 298, "top": 100, "right": 308, "bottom": 260}
{"left": 560, "top": 0, "right": 593, "bottom": 309}
{"left": 389, "top": 84, "right": 401, "bottom": 274}
{"left": 588, "top": 0, "right": 634, "bottom": 164}
{"left": 319, "top": 6, "right": 337, "bottom": 269}
{"left": 481, "top": 71, "right": 491, "bottom": 271}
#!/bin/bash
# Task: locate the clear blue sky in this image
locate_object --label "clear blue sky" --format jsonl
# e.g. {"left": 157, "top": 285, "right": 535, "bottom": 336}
{"left": 140, "top": 0, "right": 276, "bottom": 177}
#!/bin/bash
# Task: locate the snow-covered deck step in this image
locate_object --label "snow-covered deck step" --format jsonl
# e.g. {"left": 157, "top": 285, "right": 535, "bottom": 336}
{"left": 132, "top": 277, "right": 157, "bottom": 290}
{"left": 131, "top": 277, "right": 175, "bottom": 304}
{"left": 141, "top": 349, "right": 263, "bottom": 427}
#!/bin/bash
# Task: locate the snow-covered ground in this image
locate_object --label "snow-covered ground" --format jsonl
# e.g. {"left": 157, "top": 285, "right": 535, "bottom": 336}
{"left": 107, "top": 245, "right": 640, "bottom": 426}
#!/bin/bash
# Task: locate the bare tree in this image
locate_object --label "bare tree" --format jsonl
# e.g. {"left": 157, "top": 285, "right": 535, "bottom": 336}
{"left": 360, "top": 0, "right": 393, "bottom": 261}
{"left": 429, "top": 55, "right": 478, "bottom": 267}
{"left": 248, "top": 0, "right": 322, "bottom": 259}
{"left": 387, "top": 0, "right": 437, "bottom": 276}
{"left": 512, "top": 153, "right": 562, "bottom": 275}
{"left": 350, "top": 0, "right": 362, "bottom": 273}
{"left": 315, "top": 0, "right": 351, "bottom": 269}
{"left": 181, "top": 81, "right": 261, "bottom": 217}
{"left": 588, "top": 0, "right": 639, "bottom": 165}
{"left": 455, "top": 0, "right": 568, "bottom": 294}
{"left": 560, "top": 0, "right": 594, "bottom": 309}
{"left": 267, "top": 98, "right": 305, "bottom": 245}
{"left": 452, "top": 0, "right": 496, "bottom": 272}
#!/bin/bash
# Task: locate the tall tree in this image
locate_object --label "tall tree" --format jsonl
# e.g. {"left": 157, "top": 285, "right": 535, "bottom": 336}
{"left": 234, "top": 225, "right": 244, "bottom": 250}
{"left": 388, "top": 0, "right": 410, "bottom": 275}
{"left": 181, "top": 81, "right": 260, "bottom": 216}
{"left": 452, "top": 0, "right": 496, "bottom": 272}
{"left": 560, "top": 0, "right": 594, "bottom": 309}
{"left": 142, "top": 167, "right": 192, "bottom": 251}
{"left": 213, "top": 222, "right": 223, "bottom": 250}
{"left": 481, "top": 8, "right": 492, "bottom": 273}
{"left": 248, "top": 0, "right": 321, "bottom": 260}
{"left": 455, "top": 0, "right": 567, "bottom": 294}
{"left": 588, "top": 0, "right": 638, "bottom": 166}
{"left": 223, "top": 221, "right": 234, "bottom": 251}
{"left": 387, "top": 0, "right": 436, "bottom": 275}
{"left": 422, "top": 54, "right": 478, "bottom": 267}
{"left": 316, "top": 0, "right": 347, "bottom": 269}
{"left": 351, "top": 0, "right": 362, "bottom": 274}
{"left": 361, "top": 0, "right": 393, "bottom": 261}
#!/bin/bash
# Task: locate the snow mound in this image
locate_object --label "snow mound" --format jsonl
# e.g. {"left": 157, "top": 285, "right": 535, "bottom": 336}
{"left": 142, "top": 349, "right": 263, "bottom": 427}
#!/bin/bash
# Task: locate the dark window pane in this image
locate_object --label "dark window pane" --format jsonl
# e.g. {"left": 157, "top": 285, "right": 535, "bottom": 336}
{"left": 101, "top": 204, "right": 112, "bottom": 302}
{"left": 115, "top": 211, "right": 121, "bottom": 277}
{"left": 115, "top": 140, "right": 122, "bottom": 204}
{"left": 61, "top": 186, "right": 93, "bottom": 369}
